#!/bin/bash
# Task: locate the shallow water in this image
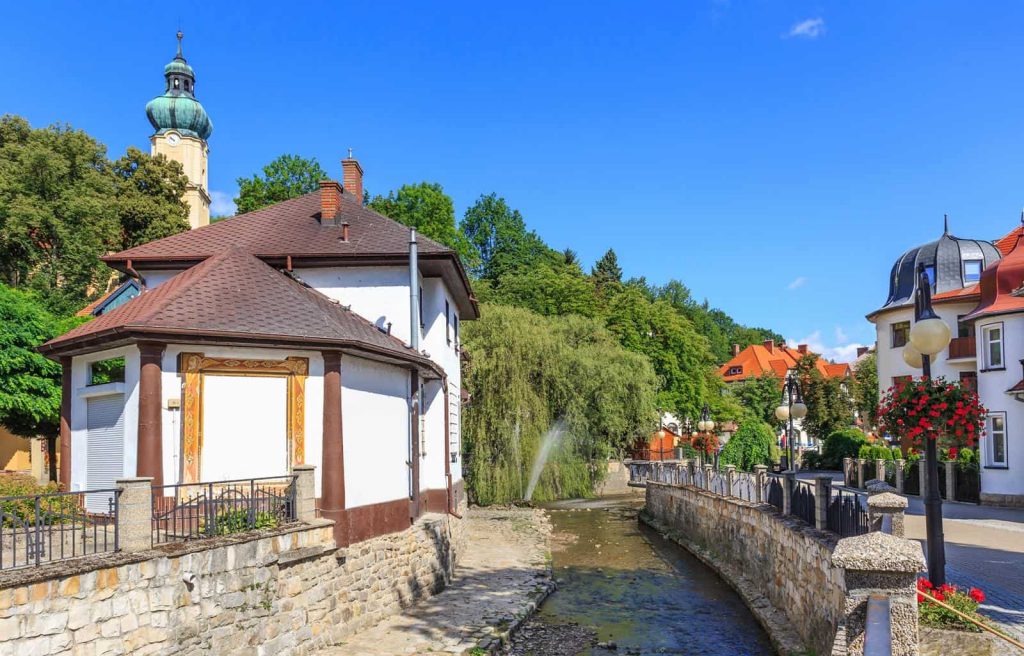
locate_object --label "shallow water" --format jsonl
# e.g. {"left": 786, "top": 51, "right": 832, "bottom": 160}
{"left": 510, "top": 495, "right": 774, "bottom": 656}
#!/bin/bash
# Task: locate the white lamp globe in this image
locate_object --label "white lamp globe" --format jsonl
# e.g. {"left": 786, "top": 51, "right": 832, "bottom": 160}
{"left": 707, "top": 420, "right": 716, "bottom": 431}
{"left": 775, "top": 405, "right": 790, "bottom": 422}
{"left": 909, "top": 318, "right": 952, "bottom": 357}
{"left": 791, "top": 402, "right": 808, "bottom": 419}
{"left": 902, "top": 343, "right": 923, "bottom": 369}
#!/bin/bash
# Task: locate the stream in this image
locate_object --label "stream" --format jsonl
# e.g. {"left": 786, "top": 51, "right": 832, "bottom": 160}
{"left": 509, "top": 495, "right": 774, "bottom": 656}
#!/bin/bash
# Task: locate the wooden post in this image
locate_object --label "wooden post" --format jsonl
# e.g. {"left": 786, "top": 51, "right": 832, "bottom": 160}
{"left": 320, "top": 351, "right": 347, "bottom": 546}
{"left": 136, "top": 343, "right": 165, "bottom": 487}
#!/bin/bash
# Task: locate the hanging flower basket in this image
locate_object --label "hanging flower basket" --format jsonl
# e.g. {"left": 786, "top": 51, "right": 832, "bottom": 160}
{"left": 877, "top": 377, "right": 986, "bottom": 448}
{"left": 691, "top": 432, "right": 718, "bottom": 456}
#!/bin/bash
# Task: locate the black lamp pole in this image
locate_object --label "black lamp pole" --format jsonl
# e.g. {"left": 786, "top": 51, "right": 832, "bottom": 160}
{"left": 915, "top": 266, "right": 946, "bottom": 586}
{"left": 780, "top": 375, "right": 803, "bottom": 471}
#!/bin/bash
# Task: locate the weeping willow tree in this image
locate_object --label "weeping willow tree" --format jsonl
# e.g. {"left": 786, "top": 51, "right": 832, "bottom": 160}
{"left": 461, "top": 304, "right": 658, "bottom": 504}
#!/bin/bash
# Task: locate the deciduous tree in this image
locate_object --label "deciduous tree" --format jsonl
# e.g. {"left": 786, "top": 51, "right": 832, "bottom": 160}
{"left": 234, "top": 154, "right": 328, "bottom": 214}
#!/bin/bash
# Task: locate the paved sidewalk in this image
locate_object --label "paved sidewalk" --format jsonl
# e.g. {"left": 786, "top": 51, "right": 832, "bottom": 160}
{"left": 317, "top": 507, "right": 553, "bottom": 656}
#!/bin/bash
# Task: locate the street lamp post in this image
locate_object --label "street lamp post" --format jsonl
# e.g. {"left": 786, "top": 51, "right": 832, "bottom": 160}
{"left": 905, "top": 264, "right": 952, "bottom": 586}
{"left": 697, "top": 403, "right": 716, "bottom": 468}
{"left": 775, "top": 375, "right": 808, "bottom": 471}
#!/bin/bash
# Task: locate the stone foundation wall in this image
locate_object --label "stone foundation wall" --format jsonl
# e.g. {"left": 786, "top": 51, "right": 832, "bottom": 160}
{"left": 644, "top": 481, "right": 845, "bottom": 656}
{"left": 981, "top": 492, "right": 1024, "bottom": 508}
{"left": 594, "top": 460, "right": 635, "bottom": 496}
{"left": 0, "top": 510, "right": 466, "bottom": 656}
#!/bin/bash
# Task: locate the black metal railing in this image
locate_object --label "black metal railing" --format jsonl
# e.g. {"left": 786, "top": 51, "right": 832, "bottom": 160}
{"left": 904, "top": 461, "right": 920, "bottom": 495}
{"left": 151, "top": 476, "right": 297, "bottom": 545}
{"left": 954, "top": 464, "right": 980, "bottom": 504}
{"left": 0, "top": 488, "right": 119, "bottom": 570}
{"left": 791, "top": 479, "right": 816, "bottom": 526}
{"left": 765, "top": 474, "right": 784, "bottom": 511}
{"left": 827, "top": 486, "right": 869, "bottom": 537}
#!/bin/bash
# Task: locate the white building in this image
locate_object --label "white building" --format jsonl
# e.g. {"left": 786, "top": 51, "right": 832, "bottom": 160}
{"left": 868, "top": 219, "right": 1024, "bottom": 507}
{"left": 41, "top": 164, "right": 478, "bottom": 546}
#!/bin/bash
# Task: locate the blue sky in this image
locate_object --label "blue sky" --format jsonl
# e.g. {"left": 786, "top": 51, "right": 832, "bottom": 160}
{"left": 4, "top": 1, "right": 1024, "bottom": 362}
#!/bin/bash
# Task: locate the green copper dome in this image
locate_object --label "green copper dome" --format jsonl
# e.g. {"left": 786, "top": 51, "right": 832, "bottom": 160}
{"left": 145, "top": 32, "right": 212, "bottom": 141}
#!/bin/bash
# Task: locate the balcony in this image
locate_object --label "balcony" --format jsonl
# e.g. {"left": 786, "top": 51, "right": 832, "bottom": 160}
{"left": 947, "top": 336, "right": 976, "bottom": 361}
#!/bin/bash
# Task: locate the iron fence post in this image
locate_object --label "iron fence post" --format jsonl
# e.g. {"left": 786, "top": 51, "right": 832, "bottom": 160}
{"left": 33, "top": 496, "right": 41, "bottom": 567}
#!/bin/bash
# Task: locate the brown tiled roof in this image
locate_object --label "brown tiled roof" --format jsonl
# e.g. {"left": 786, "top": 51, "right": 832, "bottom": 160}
{"left": 41, "top": 247, "right": 440, "bottom": 374}
{"left": 105, "top": 190, "right": 449, "bottom": 262}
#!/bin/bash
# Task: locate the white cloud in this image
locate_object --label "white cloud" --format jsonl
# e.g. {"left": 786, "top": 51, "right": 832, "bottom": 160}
{"left": 210, "top": 190, "right": 236, "bottom": 217}
{"left": 786, "top": 18, "right": 825, "bottom": 39}
{"left": 787, "top": 276, "right": 808, "bottom": 290}
{"left": 787, "top": 330, "right": 866, "bottom": 363}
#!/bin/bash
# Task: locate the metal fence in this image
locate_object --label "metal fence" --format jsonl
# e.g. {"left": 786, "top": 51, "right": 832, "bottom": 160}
{"left": 791, "top": 479, "right": 816, "bottom": 526}
{"left": 151, "top": 476, "right": 297, "bottom": 545}
{"left": 954, "top": 464, "right": 980, "bottom": 504}
{"left": 827, "top": 486, "right": 869, "bottom": 537}
{"left": 0, "top": 488, "right": 119, "bottom": 570}
{"left": 903, "top": 461, "right": 920, "bottom": 495}
{"left": 765, "top": 474, "right": 784, "bottom": 511}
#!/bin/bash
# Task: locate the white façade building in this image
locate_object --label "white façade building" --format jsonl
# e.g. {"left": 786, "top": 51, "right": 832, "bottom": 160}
{"left": 40, "top": 159, "right": 477, "bottom": 546}
{"left": 868, "top": 218, "right": 1024, "bottom": 506}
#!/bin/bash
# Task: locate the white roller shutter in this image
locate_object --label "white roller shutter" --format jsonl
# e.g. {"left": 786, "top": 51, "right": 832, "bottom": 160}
{"left": 86, "top": 395, "right": 125, "bottom": 512}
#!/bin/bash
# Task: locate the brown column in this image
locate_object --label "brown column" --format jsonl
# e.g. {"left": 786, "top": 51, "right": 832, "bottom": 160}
{"left": 321, "top": 351, "right": 347, "bottom": 546}
{"left": 59, "top": 357, "right": 72, "bottom": 490}
{"left": 136, "top": 342, "right": 165, "bottom": 487}
{"left": 410, "top": 371, "right": 421, "bottom": 520}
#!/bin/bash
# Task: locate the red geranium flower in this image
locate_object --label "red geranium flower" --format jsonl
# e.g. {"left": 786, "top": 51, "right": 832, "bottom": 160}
{"left": 969, "top": 588, "right": 985, "bottom": 603}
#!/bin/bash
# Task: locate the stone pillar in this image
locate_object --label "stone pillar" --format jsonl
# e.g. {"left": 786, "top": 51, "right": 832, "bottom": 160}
{"left": 293, "top": 465, "right": 317, "bottom": 522}
{"left": 856, "top": 458, "right": 867, "bottom": 489}
{"left": 875, "top": 459, "right": 886, "bottom": 483}
{"left": 116, "top": 477, "right": 153, "bottom": 552}
{"left": 724, "top": 465, "right": 736, "bottom": 497}
{"left": 59, "top": 356, "right": 72, "bottom": 490}
{"left": 30, "top": 438, "right": 48, "bottom": 485}
{"left": 895, "top": 459, "right": 905, "bottom": 494}
{"left": 814, "top": 475, "right": 832, "bottom": 531}
{"left": 944, "top": 461, "right": 956, "bottom": 501}
{"left": 320, "top": 351, "right": 347, "bottom": 546}
{"left": 703, "top": 463, "right": 714, "bottom": 491}
{"left": 136, "top": 342, "right": 165, "bottom": 487}
{"left": 843, "top": 457, "right": 853, "bottom": 486}
{"left": 753, "top": 465, "right": 768, "bottom": 504}
{"left": 679, "top": 459, "right": 690, "bottom": 485}
{"left": 783, "top": 471, "right": 796, "bottom": 515}
{"left": 867, "top": 492, "right": 907, "bottom": 538}
{"left": 832, "top": 532, "right": 925, "bottom": 656}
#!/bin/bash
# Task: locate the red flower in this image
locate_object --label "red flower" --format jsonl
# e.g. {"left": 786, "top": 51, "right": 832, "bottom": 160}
{"left": 948, "top": 447, "right": 959, "bottom": 460}
{"left": 933, "top": 590, "right": 946, "bottom": 602}
{"left": 917, "top": 592, "right": 925, "bottom": 603}
{"left": 969, "top": 588, "right": 985, "bottom": 603}
{"left": 918, "top": 577, "right": 933, "bottom": 589}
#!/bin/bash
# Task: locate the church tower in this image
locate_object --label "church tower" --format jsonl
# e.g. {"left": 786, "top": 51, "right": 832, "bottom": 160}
{"left": 145, "top": 32, "right": 213, "bottom": 229}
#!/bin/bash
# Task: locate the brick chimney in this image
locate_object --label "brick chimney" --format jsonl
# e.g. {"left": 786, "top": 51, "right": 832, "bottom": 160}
{"left": 342, "top": 151, "right": 363, "bottom": 201}
{"left": 763, "top": 339, "right": 775, "bottom": 354}
{"left": 797, "top": 344, "right": 809, "bottom": 355}
{"left": 319, "top": 180, "right": 342, "bottom": 225}
{"left": 856, "top": 346, "right": 869, "bottom": 358}
{"left": 732, "top": 344, "right": 741, "bottom": 357}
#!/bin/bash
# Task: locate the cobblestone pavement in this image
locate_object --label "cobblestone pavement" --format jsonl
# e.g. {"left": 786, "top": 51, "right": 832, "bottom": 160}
{"left": 904, "top": 501, "right": 1024, "bottom": 649}
{"left": 317, "top": 507, "right": 553, "bottom": 656}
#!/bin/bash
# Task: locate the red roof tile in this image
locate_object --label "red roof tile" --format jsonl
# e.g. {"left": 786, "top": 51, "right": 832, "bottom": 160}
{"left": 718, "top": 342, "right": 850, "bottom": 383}
{"left": 42, "top": 248, "right": 439, "bottom": 373}
{"left": 964, "top": 231, "right": 1024, "bottom": 321}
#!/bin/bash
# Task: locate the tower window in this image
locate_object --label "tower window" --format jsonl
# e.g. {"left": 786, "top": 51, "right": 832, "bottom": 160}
{"left": 173, "top": 79, "right": 180, "bottom": 89}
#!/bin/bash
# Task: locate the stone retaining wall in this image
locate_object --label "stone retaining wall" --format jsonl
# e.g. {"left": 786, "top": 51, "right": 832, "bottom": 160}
{"left": 0, "top": 510, "right": 466, "bottom": 656}
{"left": 644, "top": 481, "right": 847, "bottom": 656}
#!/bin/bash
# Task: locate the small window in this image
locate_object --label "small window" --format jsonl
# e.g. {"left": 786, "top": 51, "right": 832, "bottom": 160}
{"left": 956, "top": 315, "right": 975, "bottom": 339}
{"left": 89, "top": 357, "right": 126, "bottom": 386}
{"left": 727, "top": 366, "right": 743, "bottom": 376}
{"left": 419, "top": 287, "right": 424, "bottom": 329}
{"left": 983, "top": 324, "right": 1004, "bottom": 369}
{"left": 987, "top": 413, "right": 1008, "bottom": 467}
{"left": 173, "top": 79, "right": 180, "bottom": 89}
{"left": 959, "top": 371, "right": 977, "bottom": 391}
{"left": 964, "top": 260, "right": 982, "bottom": 283}
{"left": 445, "top": 300, "right": 451, "bottom": 345}
{"left": 453, "top": 314, "right": 460, "bottom": 350}
{"left": 924, "top": 265, "right": 936, "bottom": 286}
{"left": 891, "top": 321, "right": 910, "bottom": 348}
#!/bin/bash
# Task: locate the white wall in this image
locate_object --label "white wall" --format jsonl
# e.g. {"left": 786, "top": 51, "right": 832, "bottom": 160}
{"left": 342, "top": 356, "right": 412, "bottom": 508}
{"left": 975, "top": 313, "right": 1024, "bottom": 497}
{"left": 70, "top": 346, "right": 140, "bottom": 492}
{"left": 142, "top": 269, "right": 181, "bottom": 288}
{"left": 298, "top": 266, "right": 414, "bottom": 345}
{"left": 159, "top": 345, "right": 325, "bottom": 495}
{"left": 421, "top": 278, "right": 463, "bottom": 483}
{"left": 873, "top": 302, "right": 977, "bottom": 395}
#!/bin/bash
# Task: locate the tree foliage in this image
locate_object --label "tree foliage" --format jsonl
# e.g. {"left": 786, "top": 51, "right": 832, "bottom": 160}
{"left": 234, "top": 154, "right": 328, "bottom": 215}
{"left": 796, "top": 354, "right": 854, "bottom": 441}
{"left": 592, "top": 248, "right": 623, "bottom": 288}
{"left": 852, "top": 351, "right": 879, "bottom": 429}
{"left": 461, "top": 304, "right": 658, "bottom": 504}
{"left": 0, "top": 115, "right": 190, "bottom": 315}
{"left": 730, "top": 372, "right": 783, "bottom": 428}
{"left": 719, "top": 418, "right": 775, "bottom": 471}
{"left": 460, "top": 193, "right": 553, "bottom": 280}
{"left": 0, "top": 285, "right": 79, "bottom": 437}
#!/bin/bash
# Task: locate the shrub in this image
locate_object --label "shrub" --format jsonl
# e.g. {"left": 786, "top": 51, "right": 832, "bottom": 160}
{"left": 892, "top": 446, "right": 903, "bottom": 460}
{"left": 718, "top": 419, "right": 775, "bottom": 471}
{"left": 802, "top": 451, "right": 822, "bottom": 470}
{"left": 819, "top": 429, "right": 868, "bottom": 470}
{"left": 211, "top": 509, "right": 279, "bottom": 535}
{"left": 957, "top": 447, "right": 977, "bottom": 466}
{"left": 858, "top": 444, "right": 873, "bottom": 459}
{"left": 0, "top": 474, "right": 80, "bottom": 527}
{"left": 917, "top": 578, "right": 987, "bottom": 632}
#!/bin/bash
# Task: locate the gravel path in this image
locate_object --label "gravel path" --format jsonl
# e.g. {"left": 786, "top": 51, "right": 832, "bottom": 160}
{"left": 316, "top": 508, "right": 552, "bottom": 656}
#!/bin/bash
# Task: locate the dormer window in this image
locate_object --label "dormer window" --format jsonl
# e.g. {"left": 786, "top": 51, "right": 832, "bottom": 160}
{"left": 924, "top": 265, "right": 936, "bottom": 286}
{"left": 964, "top": 260, "right": 982, "bottom": 283}
{"left": 727, "top": 366, "right": 743, "bottom": 376}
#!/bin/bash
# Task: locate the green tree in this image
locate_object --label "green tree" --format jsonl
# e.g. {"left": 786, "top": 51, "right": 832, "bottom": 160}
{"left": 731, "top": 372, "right": 783, "bottom": 427}
{"left": 796, "top": 354, "right": 854, "bottom": 442}
{"left": 459, "top": 193, "right": 554, "bottom": 280}
{"left": 819, "top": 428, "right": 868, "bottom": 470}
{"left": 111, "top": 147, "right": 191, "bottom": 249}
{"left": 592, "top": 248, "right": 623, "bottom": 288}
{"left": 461, "top": 304, "right": 657, "bottom": 504}
{"left": 369, "top": 182, "right": 479, "bottom": 270}
{"left": 852, "top": 351, "right": 879, "bottom": 429}
{"left": 487, "top": 261, "right": 598, "bottom": 317}
{"left": 719, "top": 418, "right": 775, "bottom": 471}
{"left": 234, "top": 154, "right": 328, "bottom": 215}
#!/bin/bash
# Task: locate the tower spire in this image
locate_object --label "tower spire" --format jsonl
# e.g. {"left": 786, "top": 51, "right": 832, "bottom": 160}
{"left": 943, "top": 213, "right": 949, "bottom": 235}
{"left": 176, "top": 30, "right": 184, "bottom": 59}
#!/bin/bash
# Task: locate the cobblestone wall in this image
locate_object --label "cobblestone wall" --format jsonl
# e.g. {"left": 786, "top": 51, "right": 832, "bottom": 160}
{"left": 644, "top": 481, "right": 845, "bottom": 656}
{"left": 0, "top": 510, "right": 466, "bottom": 656}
